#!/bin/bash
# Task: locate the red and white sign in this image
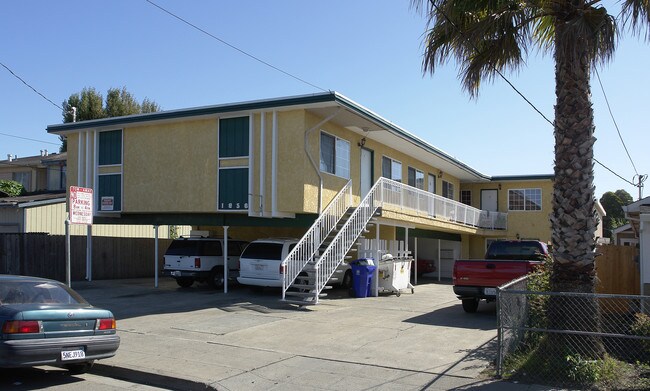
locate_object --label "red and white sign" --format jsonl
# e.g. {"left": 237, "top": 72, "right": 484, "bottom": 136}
{"left": 69, "top": 186, "right": 93, "bottom": 225}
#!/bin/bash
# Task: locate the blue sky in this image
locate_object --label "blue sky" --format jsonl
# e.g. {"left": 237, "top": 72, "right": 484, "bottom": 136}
{"left": 1, "top": 0, "right": 648, "bottom": 200}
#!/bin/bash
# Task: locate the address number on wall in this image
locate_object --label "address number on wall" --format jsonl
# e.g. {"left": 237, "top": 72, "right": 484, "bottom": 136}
{"left": 220, "top": 202, "right": 248, "bottom": 210}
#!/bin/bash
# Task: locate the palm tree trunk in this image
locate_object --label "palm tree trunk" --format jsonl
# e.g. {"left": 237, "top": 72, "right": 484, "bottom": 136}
{"left": 548, "top": 12, "right": 604, "bottom": 360}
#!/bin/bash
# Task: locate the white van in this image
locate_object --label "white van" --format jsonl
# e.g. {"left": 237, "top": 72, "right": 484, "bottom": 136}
{"left": 162, "top": 236, "right": 248, "bottom": 288}
{"left": 237, "top": 238, "right": 352, "bottom": 288}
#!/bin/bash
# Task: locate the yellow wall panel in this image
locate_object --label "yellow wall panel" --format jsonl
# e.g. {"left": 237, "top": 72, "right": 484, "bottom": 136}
{"left": 123, "top": 119, "right": 218, "bottom": 212}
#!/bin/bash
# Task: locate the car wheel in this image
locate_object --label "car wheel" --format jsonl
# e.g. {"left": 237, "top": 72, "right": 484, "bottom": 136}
{"left": 209, "top": 268, "right": 224, "bottom": 289}
{"left": 342, "top": 270, "right": 353, "bottom": 289}
{"left": 176, "top": 277, "right": 194, "bottom": 288}
{"left": 462, "top": 298, "right": 479, "bottom": 313}
{"left": 64, "top": 360, "right": 94, "bottom": 374}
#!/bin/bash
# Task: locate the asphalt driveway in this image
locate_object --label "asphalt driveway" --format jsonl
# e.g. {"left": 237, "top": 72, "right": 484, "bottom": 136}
{"left": 71, "top": 277, "right": 512, "bottom": 390}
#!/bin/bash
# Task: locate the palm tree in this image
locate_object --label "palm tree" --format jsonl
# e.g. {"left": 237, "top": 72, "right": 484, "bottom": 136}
{"left": 412, "top": 0, "right": 649, "bottom": 359}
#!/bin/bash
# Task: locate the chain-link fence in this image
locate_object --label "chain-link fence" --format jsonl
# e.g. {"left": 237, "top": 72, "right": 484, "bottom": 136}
{"left": 497, "top": 275, "right": 650, "bottom": 389}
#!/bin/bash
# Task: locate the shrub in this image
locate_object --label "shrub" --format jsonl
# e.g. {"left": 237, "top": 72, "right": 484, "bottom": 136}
{"left": 0, "top": 179, "right": 25, "bottom": 197}
{"left": 631, "top": 313, "right": 650, "bottom": 356}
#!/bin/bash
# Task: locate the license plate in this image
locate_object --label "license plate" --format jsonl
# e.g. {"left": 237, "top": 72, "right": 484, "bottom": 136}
{"left": 254, "top": 264, "right": 266, "bottom": 271}
{"left": 484, "top": 288, "right": 497, "bottom": 296}
{"left": 171, "top": 271, "right": 181, "bottom": 277}
{"left": 61, "top": 349, "right": 85, "bottom": 361}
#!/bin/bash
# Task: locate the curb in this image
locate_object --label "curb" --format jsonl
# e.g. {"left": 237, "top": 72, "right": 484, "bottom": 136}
{"left": 92, "top": 363, "right": 218, "bottom": 391}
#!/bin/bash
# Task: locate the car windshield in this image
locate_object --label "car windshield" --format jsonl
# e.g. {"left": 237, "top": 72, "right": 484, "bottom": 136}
{"left": 0, "top": 280, "right": 88, "bottom": 305}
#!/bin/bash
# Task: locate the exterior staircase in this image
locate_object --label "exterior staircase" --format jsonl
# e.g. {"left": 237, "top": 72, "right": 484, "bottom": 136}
{"left": 282, "top": 180, "right": 384, "bottom": 306}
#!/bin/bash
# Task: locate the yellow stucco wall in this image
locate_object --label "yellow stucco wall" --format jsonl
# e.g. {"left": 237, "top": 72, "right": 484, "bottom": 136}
{"left": 124, "top": 119, "right": 218, "bottom": 212}
{"left": 461, "top": 179, "right": 553, "bottom": 258}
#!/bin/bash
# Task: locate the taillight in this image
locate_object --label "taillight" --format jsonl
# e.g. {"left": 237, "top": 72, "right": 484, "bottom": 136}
{"left": 194, "top": 258, "right": 201, "bottom": 268}
{"left": 97, "top": 318, "right": 116, "bottom": 330}
{"left": 279, "top": 264, "right": 285, "bottom": 274}
{"left": 2, "top": 320, "right": 41, "bottom": 334}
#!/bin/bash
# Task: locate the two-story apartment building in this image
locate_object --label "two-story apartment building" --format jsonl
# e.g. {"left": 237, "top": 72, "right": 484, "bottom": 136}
{"left": 47, "top": 92, "right": 553, "bottom": 303}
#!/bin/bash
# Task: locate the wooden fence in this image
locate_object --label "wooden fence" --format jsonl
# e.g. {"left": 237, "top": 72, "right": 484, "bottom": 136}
{"left": 596, "top": 244, "right": 640, "bottom": 295}
{"left": 0, "top": 233, "right": 172, "bottom": 282}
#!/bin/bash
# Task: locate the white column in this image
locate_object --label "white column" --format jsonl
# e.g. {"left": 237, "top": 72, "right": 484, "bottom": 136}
{"left": 154, "top": 225, "right": 159, "bottom": 288}
{"left": 438, "top": 239, "right": 442, "bottom": 282}
{"left": 414, "top": 237, "right": 418, "bottom": 285}
{"left": 374, "top": 222, "right": 380, "bottom": 297}
{"left": 248, "top": 114, "right": 255, "bottom": 217}
{"left": 259, "top": 113, "right": 266, "bottom": 216}
{"left": 223, "top": 226, "right": 229, "bottom": 294}
{"left": 86, "top": 225, "right": 92, "bottom": 281}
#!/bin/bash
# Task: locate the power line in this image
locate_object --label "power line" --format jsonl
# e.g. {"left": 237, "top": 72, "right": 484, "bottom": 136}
{"left": 0, "top": 61, "right": 63, "bottom": 111}
{"left": 424, "top": 1, "right": 637, "bottom": 188}
{"left": 594, "top": 67, "right": 639, "bottom": 175}
{"left": 144, "top": 0, "right": 328, "bottom": 93}
{"left": 0, "top": 131, "right": 60, "bottom": 146}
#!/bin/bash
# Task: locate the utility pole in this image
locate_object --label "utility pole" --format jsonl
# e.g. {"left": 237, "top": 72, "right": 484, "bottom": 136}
{"left": 635, "top": 174, "right": 648, "bottom": 200}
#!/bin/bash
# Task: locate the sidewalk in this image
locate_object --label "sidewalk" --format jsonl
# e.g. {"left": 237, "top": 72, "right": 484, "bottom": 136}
{"left": 74, "top": 278, "right": 547, "bottom": 390}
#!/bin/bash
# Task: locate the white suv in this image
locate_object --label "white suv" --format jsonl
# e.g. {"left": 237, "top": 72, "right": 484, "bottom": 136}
{"left": 237, "top": 238, "right": 352, "bottom": 288}
{"left": 162, "top": 236, "right": 248, "bottom": 288}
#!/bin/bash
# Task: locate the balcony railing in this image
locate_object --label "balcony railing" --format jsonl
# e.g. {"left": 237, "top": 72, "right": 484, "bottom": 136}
{"left": 379, "top": 178, "right": 507, "bottom": 230}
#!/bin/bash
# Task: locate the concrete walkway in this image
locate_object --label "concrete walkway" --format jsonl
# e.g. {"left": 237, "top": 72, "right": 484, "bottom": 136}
{"left": 73, "top": 278, "right": 549, "bottom": 390}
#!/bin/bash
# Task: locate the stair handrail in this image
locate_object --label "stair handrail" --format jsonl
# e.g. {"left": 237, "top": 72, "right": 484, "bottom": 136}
{"left": 281, "top": 180, "right": 353, "bottom": 299}
{"left": 311, "top": 177, "right": 387, "bottom": 299}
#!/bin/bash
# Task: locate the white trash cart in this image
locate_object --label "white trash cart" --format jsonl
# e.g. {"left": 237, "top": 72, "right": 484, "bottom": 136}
{"left": 377, "top": 255, "right": 415, "bottom": 296}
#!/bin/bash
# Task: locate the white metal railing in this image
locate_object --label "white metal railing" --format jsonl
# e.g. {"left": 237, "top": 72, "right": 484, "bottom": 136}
{"left": 311, "top": 179, "right": 384, "bottom": 302}
{"left": 379, "top": 178, "right": 507, "bottom": 230}
{"left": 282, "top": 177, "right": 507, "bottom": 303}
{"left": 282, "top": 180, "right": 353, "bottom": 300}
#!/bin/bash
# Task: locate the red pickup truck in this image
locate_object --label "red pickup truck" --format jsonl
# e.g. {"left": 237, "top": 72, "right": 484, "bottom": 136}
{"left": 452, "top": 240, "right": 548, "bottom": 313}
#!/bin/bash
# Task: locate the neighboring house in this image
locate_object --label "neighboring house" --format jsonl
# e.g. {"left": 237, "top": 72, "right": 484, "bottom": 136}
{"left": 47, "top": 92, "right": 557, "bottom": 300}
{"left": 0, "top": 192, "right": 188, "bottom": 238}
{"left": 622, "top": 196, "right": 650, "bottom": 296}
{"left": 612, "top": 223, "right": 638, "bottom": 246}
{"left": 0, "top": 151, "right": 67, "bottom": 192}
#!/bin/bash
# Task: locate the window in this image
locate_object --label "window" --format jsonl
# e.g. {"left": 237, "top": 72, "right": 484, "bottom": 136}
{"left": 508, "top": 188, "right": 542, "bottom": 211}
{"left": 12, "top": 172, "right": 31, "bottom": 191}
{"left": 408, "top": 167, "right": 424, "bottom": 190}
{"left": 442, "top": 180, "right": 454, "bottom": 200}
{"left": 382, "top": 156, "right": 402, "bottom": 182}
{"left": 218, "top": 168, "right": 249, "bottom": 210}
{"left": 98, "top": 130, "right": 122, "bottom": 166}
{"left": 461, "top": 190, "right": 471, "bottom": 206}
{"left": 98, "top": 174, "right": 121, "bottom": 212}
{"left": 219, "top": 117, "right": 249, "bottom": 158}
{"left": 320, "top": 132, "right": 350, "bottom": 179}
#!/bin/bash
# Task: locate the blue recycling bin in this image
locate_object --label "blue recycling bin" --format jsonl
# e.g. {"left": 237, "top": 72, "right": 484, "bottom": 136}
{"left": 350, "top": 258, "right": 376, "bottom": 298}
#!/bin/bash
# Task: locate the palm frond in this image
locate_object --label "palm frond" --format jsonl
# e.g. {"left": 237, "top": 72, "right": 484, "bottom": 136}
{"left": 620, "top": 0, "right": 650, "bottom": 40}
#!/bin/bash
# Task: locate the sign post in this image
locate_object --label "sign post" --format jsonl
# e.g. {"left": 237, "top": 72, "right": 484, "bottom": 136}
{"left": 68, "top": 186, "right": 93, "bottom": 286}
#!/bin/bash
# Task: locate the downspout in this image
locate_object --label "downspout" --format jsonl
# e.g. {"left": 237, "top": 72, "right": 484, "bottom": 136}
{"left": 304, "top": 108, "right": 342, "bottom": 213}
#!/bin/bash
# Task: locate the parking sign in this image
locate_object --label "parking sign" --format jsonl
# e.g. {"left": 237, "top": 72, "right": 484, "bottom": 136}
{"left": 69, "top": 186, "right": 93, "bottom": 225}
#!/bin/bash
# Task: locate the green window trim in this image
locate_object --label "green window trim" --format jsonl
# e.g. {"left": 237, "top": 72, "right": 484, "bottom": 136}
{"left": 219, "top": 117, "right": 249, "bottom": 158}
{"left": 97, "top": 174, "right": 122, "bottom": 212}
{"left": 218, "top": 167, "right": 248, "bottom": 211}
{"left": 98, "top": 130, "right": 122, "bottom": 166}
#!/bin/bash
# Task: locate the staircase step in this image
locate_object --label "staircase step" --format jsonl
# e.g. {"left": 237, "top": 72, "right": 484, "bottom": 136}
{"left": 283, "top": 298, "right": 318, "bottom": 306}
{"left": 285, "top": 291, "right": 327, "bottom": 298}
